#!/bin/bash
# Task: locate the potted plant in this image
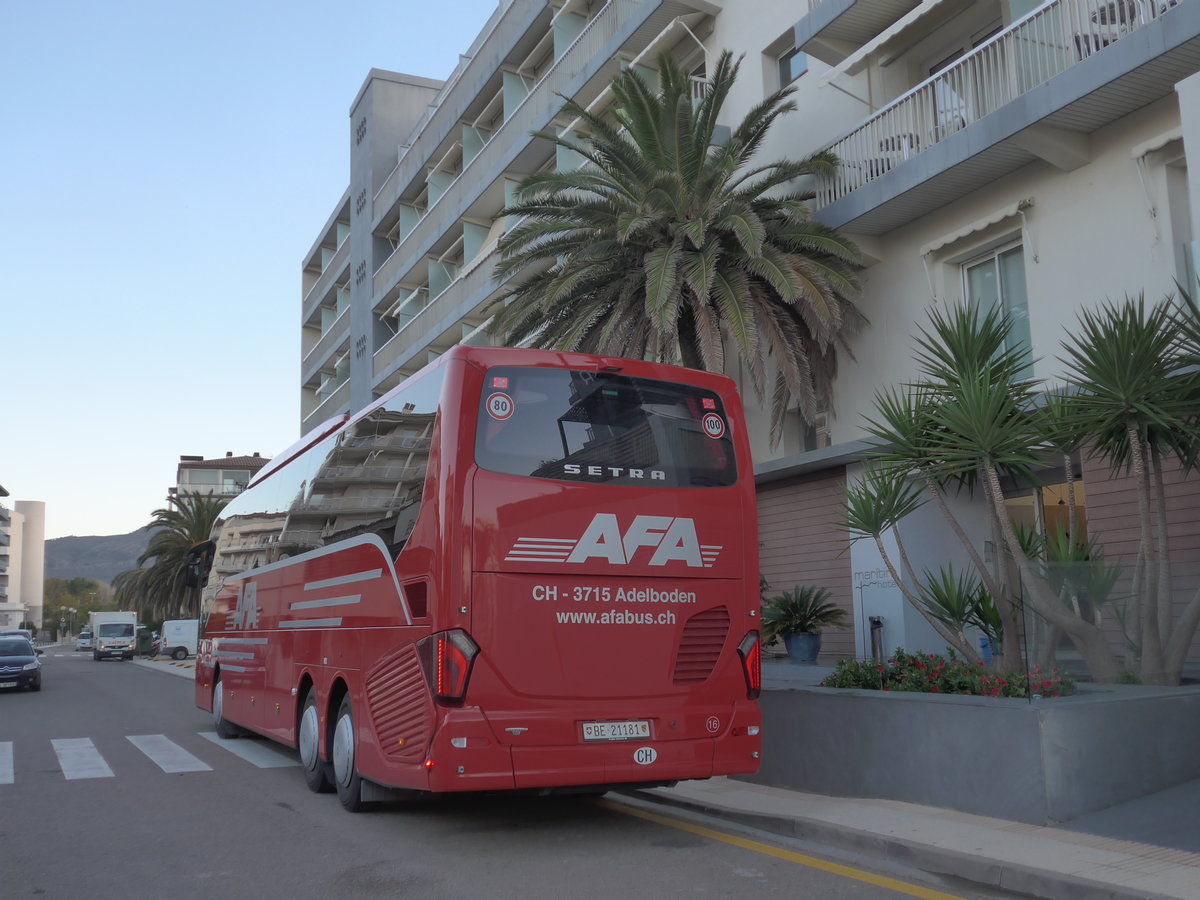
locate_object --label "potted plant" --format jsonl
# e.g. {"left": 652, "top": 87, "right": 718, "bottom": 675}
{"left": 761, "top": 586, "right": 849, "bottom": 664}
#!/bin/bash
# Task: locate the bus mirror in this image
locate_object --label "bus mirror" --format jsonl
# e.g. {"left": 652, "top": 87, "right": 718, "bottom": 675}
{"left": 184, "top": 541, "right": 215, "bottom": 588}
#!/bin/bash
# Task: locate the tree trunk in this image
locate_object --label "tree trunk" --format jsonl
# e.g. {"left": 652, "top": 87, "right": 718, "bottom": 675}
{"left": 1129, "top": 429, "right": 1165, "bottom": 681}
{"left": 872, "top": 533, "right": 983, "bottom": 664}
{"left": 984, "top": 464, "right": 1121, "bottom": 682}
{"left": 978, "top": 469, "right": 1024, "bottom": 672}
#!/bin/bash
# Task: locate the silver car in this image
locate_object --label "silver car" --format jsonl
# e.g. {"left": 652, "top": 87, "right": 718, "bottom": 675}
{"left": 75, "top": 631, "right": 94, "bottom": 651}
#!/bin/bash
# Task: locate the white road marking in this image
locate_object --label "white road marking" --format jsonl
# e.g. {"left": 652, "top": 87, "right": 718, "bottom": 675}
{"left": 197, "top": 732, "right": 300, "bottom": 768}
{"left": 0, "top": 742, "right": 12, "bottom": 784}
{"left": 52, "top": 737, "right": 114, "bottom": 779}
{"left": 127, "top": 734, "right": 212, "bottom": 773}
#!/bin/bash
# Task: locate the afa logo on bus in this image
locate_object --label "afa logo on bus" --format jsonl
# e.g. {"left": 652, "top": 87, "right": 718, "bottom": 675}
{"left": 506, "top": 513, "right": 722, "bottom": 568}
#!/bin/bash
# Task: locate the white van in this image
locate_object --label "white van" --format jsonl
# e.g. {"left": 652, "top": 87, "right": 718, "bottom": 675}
{"left": 159, "top": 619, "right": 198, "bottom": 660}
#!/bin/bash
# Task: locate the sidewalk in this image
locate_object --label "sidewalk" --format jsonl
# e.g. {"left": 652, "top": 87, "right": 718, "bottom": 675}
{"left": 129, "top": 654, "right": 196, "bottom": 679}
{"left": 624, "top": 659, "right": 1200, "bottom": 900}
{"left": 628, "top": 778, "right": 1200, "bottom": 900}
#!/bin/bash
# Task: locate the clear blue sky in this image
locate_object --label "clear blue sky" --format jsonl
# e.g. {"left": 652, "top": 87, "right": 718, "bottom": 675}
{"left": 1, "top": 0, "right": 500, "bottom": 539}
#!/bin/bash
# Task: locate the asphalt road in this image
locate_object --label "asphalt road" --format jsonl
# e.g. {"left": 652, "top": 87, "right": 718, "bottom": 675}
{"left": 1, "top": 649, "right": 1001, "bottom": 900}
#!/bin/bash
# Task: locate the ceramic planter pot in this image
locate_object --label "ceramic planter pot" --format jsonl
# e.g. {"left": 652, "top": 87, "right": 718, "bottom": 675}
{"left": 784, "top": 631, "right": 821, "bottom": 664}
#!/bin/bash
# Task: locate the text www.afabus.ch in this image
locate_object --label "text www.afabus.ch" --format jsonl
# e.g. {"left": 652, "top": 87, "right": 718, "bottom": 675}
{"left": 555, "top": 610, "right": 677, "bottom": 625}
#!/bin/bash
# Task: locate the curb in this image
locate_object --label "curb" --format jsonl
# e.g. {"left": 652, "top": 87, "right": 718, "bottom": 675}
{"left": 620, "top": 787, "right": 1185, "bottom": 900}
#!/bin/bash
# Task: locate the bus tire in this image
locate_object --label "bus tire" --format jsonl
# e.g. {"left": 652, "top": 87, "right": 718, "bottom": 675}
{"left": 333, "top": 693, "right": 368, "bottom": 812}
{"left": 299, "top": 688, "right": 334, "bottom": 793}
{"left": 213, "top": 676, "right": 241, "bottom": 739}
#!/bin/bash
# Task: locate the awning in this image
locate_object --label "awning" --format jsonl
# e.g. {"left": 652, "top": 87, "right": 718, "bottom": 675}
{"left": 1130, "top": 127, "right": 1182, "bottom": 159}
{"left": 920, "top": 198, "right": 1034, "bottom": 256}
{"left": 819, "top": 0, "right": 954, "bottom": 87}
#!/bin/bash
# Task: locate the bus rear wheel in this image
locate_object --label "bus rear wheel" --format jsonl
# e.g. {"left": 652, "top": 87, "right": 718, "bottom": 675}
{"left": 213, "top": 676, "right": 241, "bottom": 739}
{"left": 299, "top": 688, "right": 333, "bottom": 793}
{"left": 333, "top": 694, "right": 368, "bottom": 812}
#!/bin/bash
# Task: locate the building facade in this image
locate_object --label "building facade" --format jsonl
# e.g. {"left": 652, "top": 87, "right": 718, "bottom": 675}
{"left": 171, "top": 452, "right": 270, "bottom": 500}
{"left": 0, "top": 495, "right": 46, "bottom": 630}
{"left": 300, "top": 0, "right": 1200, "bottom": 671}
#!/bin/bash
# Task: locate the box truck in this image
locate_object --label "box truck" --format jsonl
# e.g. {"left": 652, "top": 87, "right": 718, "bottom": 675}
{"left": 89, "top": 611, "right": 138, "bottom": 661}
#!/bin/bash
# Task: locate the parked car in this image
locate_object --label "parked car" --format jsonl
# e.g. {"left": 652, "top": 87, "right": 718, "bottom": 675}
{"left": 0, "top": 628, "right": 34, "bottom": 641}
{"left": 0, "top": 636, "right": 43, "bottom": 691}
{"left": 75, "top": 630, "right": 94, "bottom": 652}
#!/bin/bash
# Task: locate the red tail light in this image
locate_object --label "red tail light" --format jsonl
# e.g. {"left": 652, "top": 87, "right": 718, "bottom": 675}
{"left": 418, "top": 630, "right": 479, "bottom": 704}
{"left": 736, "top": 631, "right": 761, "bottom": 700}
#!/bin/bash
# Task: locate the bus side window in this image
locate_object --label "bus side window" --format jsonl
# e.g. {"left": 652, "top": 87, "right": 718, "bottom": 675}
{"left": 403, "top": 580, "right": 429, "bottom": 618}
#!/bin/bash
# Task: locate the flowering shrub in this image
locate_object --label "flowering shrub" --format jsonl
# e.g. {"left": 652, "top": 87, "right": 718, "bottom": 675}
{"left": 819, "top": 649, "right": 1076, "bottom": 698}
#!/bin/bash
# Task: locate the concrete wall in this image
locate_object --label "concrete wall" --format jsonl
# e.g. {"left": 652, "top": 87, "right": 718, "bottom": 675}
{"left": 745, "top": 684, "right": 1200, "bottom": 825}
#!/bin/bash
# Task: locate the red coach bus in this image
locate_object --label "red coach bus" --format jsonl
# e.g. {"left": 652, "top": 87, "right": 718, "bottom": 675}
{"left": 194, "top": 346, "right": 761, "bottom": 811}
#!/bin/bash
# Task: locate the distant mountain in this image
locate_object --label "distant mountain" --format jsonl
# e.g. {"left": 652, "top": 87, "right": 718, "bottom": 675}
{"left": 44, "top": 529, "right": 154, "bottom": 585}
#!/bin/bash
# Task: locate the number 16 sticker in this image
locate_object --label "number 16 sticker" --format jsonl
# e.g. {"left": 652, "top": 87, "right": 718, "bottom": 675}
{"left": 486, "top": 392, "right": 514, "bottom": 420}
{"left": 702, "top": 412, "right": 725, "bottom": 439}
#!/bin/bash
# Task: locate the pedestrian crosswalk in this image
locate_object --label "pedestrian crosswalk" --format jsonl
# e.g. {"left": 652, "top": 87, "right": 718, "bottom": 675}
{"left": 0, "top": 732, "right": 299, "bottom": 784}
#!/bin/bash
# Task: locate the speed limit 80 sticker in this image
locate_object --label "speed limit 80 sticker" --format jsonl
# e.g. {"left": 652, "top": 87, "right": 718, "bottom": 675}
{"left": 701, "top": 412, "right": 726, "bottom": 439}
{"left": 485, "top": 391, "right": 515, "bottom": 420}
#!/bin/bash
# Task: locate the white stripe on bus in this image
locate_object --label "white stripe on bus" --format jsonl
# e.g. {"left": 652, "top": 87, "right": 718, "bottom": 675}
{"left": 197, "top": 732, "right": 300, "bottom": 768}
{"left": 52, "top": 737, "right": 114, "bottom": 780}
{"left": 127, "top": 735, "right": 212, "bottom": 773}
{"left": 304, "top": 569, "right": 382, "bottom": 591}
{"left": 218, "top": 637, "right": 268, "bottom": 645}
{"left": 278, "top": 618, "right": 342, "bottom": 629}
{"left": 289, "top": 594, "right": 361, "bottom": 611}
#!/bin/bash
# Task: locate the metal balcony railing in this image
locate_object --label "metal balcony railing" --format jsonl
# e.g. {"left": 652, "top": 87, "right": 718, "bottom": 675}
{"left": 815, "top": 0, "right": 1182, "bottom": 208}
{"left": 288, "top": 495, "right": 411, "bottom": 515}
{"left": 313, "top": 464, "right": 428, "bottom": 484}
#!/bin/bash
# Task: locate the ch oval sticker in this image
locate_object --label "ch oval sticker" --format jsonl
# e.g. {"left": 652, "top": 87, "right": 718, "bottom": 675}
{"left": 633, "top": 746, "right": 658, "bottom": 766}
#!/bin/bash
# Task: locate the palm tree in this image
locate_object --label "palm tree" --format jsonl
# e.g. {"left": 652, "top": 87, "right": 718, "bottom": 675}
{"left": 1059, "top": 294, "right": 1200, "bottom": 683}
{"left": 846, "top": 296, "right": 1200, "bottom": 683}
{"left": 489, "top": 50, "right": 864, "bottom": 443}
{"left": 113, "top": 492, "right": 227, "bottom": 621}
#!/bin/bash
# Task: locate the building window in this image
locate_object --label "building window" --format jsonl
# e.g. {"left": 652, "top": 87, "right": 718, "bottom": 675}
{"left": 963, "top": 242, "right": 1031, "bottom": 375}
{"left": 778, "top": 46, "right": 808, "bottom": 86}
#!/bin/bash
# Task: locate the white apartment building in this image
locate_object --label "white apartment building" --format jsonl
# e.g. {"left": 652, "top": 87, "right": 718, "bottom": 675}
{"left": 171, "top": 452, "right": 270, "bottom": 500}
{"left": 0, "top": 495, "right": 46, "bottom": 630}
{"left": 300, "top": 0, "right": 1200, "bottom": 667}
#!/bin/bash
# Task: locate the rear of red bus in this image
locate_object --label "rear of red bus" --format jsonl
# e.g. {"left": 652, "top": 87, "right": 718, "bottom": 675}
{"left": 422, "top": 348, "right": 761, "bottom": 792}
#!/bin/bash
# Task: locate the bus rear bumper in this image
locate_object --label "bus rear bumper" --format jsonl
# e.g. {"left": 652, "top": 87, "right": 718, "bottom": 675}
{"left": 422, "top": 733, "right": 760, "bottom": 793}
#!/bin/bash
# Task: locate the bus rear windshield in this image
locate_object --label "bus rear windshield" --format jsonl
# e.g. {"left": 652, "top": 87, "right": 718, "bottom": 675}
{"left": 475, "top": 367, "right": 737, "bottom": 488}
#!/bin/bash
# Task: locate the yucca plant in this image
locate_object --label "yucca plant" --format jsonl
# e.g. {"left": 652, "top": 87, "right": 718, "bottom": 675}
{"left": 761, "top": 586, "right": 849, "bottom": 641}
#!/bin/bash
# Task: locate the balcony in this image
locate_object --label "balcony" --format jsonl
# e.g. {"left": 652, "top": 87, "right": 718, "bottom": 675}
{"left": 312, "top": 464, "right": 428, "bottom": 486}
{"left": 301, "top": 306, "right": 350, "bottom": 374}
{"left": 301, "top": 236, "right": 351, "bottom": 323}
{"left": 373, "top": 241, "right": 512, "bottom": 382}
{"left": 370, "top": 0, "right": 703, "bottom": 303}
{"left": 288, "top": 494, "right": 412, "bottom": 517}
{"left": 810, "top": 0, "right": 1200, "bottom": 234}
{"left": 304, "top": 377, "right": 351, "bottom": 428}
